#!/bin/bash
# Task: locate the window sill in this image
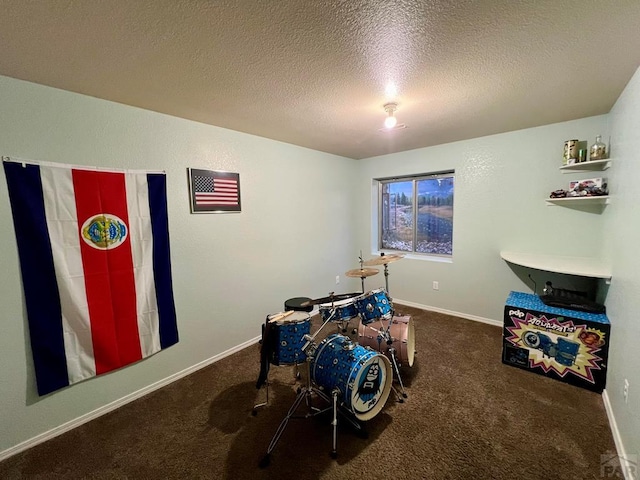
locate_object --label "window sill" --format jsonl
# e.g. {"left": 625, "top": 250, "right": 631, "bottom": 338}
{"left": 373, "top": 251, "right": 453, "bottom": 264}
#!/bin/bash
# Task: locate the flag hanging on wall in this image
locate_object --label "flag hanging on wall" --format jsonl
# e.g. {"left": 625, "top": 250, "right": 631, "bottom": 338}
{"left": 3, "top": 159, "right": 179, "bottom": 396}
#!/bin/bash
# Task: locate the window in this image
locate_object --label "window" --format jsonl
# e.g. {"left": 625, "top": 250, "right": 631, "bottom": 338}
{"left": 379, "top": 171, "right": 454, "bottom": 256}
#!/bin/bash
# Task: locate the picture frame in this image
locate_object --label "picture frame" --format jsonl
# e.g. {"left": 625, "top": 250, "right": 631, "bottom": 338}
{"left": 187, "top": 168, "right": 241, "bottom": 213}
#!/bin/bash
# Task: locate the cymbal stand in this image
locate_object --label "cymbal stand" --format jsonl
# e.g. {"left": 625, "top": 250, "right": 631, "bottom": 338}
{"left": 357, "top": 253, "right": 366, "bottom": 292}
{"left": 383, "top": 263, "right": 390, "bottom": 294}
{"left": 358, "top": 274, "right": 368, "bottom": 294}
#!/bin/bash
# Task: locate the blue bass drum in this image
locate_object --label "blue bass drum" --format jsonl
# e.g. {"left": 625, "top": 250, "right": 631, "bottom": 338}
{"left": 355, "top": 288, "right": 394, "bottom": 324}
{"left": 267, "top": 311, "right": 311, "bottom": 366}
{"left": 311, "top": 334, "right": 392, "bottom": 421}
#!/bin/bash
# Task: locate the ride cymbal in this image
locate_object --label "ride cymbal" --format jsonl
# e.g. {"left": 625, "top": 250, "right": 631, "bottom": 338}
{"left": 362, "top": 254, "right": 405, "bottom": 266}
{"left": 345, "top": 267, "right": 379, "bottom": 278}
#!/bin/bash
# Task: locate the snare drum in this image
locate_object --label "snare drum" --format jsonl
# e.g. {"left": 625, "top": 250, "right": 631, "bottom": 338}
{"left": 319, "top": 297, "right": 359, "bottom": 323}
{"left": 311, "top": 334, "right": 392, "bottom": 421}
{"left": 355, "top": 288, "right": 394, "bottom": 324}
{"left": 357, "top": 315, "right": 415, "bottom": 367}
{"left": 267, "top": 311, "right": 311, "bottom": 366}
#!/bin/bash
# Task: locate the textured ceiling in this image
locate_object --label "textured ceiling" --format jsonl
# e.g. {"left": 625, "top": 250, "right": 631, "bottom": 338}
{"left": 1, "top": 1, "right": 640, "bottom": 159}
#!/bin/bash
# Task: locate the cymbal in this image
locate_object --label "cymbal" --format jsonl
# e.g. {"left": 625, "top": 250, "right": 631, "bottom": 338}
{"left": 345, "top": 267, "right": 379, "bottom": 278}
{"left": 301, "top": 292, "right": 361, "bottom": 307}
{"left": 362, "top": 254, "right": 405, "bottom": 266}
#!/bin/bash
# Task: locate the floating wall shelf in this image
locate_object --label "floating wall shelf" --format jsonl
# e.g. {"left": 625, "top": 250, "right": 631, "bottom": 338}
{"left": 546, "top": 196, "right": 610, "bottom": 206}
{"left": 500, "top": 251, "right": 612, "bottom": 281}
{"left": 559, "top": 159, "right": 611, "bottom": 172}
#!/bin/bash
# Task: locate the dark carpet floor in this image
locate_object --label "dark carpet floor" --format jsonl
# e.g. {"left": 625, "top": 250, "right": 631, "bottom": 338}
{"left": 0, "top": 305, "right": 618, "bottom": 479}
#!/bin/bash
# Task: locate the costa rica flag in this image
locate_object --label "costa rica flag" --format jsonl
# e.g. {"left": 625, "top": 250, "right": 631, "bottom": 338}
{"left": 3, "top": 159, "right": 178, "bottom": 396}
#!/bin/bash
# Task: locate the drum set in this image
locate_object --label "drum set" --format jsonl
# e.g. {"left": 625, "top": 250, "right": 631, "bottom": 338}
{"left": 255, "top": 253, "right": 415, "bottom": 467}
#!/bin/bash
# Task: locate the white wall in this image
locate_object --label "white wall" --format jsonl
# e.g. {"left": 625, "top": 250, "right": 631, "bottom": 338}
{"left": 603, "top": 67, "right": 640, "bottom": 465}
{"left": 0, "top": 76, "right": 358, "bottom": 453}
{"left": 356, "top": 115, "right": 609, "bottom": 322}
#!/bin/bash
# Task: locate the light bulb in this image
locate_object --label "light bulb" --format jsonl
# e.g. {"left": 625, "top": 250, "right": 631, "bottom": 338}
{"left": 384, "top": 115, "right": 397, "bottom": 129}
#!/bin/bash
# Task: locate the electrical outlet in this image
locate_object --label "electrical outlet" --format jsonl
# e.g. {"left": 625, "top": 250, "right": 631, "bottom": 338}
{"left": 336, "top": 275, "right": 340, "bottom": 285}
{"left": 433, "top": 281, "right": 439, "bottom": 290}
{"left": 623, "top": 379, "right": 629, "bottom": 403}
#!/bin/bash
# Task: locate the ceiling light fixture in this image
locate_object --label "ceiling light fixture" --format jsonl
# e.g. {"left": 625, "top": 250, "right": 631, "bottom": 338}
{"left": 385, "top": 83, "right": 398, "bottom": 98}
{"left": 383, "top": 102, "right": 398, "bottom": 129}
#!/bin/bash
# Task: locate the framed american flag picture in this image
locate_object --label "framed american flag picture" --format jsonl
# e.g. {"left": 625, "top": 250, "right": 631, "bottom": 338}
{"left": 188, "top": 168, "right": 241, "bottom": 213}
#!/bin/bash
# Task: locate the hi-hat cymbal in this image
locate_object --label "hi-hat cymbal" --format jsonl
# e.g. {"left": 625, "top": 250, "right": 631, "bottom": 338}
{"left": 345, "top": 267, "right": 379, "bottom": 278}
{"left": 301, "top": 292, "right": 361, "bottom": 307}
{"left": 362, "top": 254, "right": 405, "bottom": 266}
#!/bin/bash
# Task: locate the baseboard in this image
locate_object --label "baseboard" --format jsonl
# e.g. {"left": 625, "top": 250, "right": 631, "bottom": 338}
{"left": 393, "top": 298, "right": 503, "bottom": 327}
{"left": 0, "top": 335, "right": 261, "bottom": 463}
{"left": 602, "top": 389, "right": 636, "bottom": 480}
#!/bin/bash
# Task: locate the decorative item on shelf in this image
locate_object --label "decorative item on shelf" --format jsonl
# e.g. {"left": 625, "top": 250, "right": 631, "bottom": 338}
{"left": 549, "top": 189, "right": 568, "bottom": 198}
{"left": 568, "top": 177, "right": 608, "bottom": 197}
{"left": 589, "top": 135, "right": 607, "bottom": 161}
{"left": 563, "top": 139, "right": 579, "bottom": 165}
{"left": 550, "top": 177, "right": 609, "bottom": 199}
{"left": 578, "top": 148, "right": 587, "bottom": 163}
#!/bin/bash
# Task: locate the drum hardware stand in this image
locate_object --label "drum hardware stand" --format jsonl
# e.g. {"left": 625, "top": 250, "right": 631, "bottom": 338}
{"left": 383, "top": 262, "right": 391, "bottom": 294}
{"left": 252, "top": 380, "right": 270, "bottom": 415}
{"left": 330, "top": 388, "right": 340, "bottom": 459}
{"left": 259, "top": 315, "right": 365, "bottom": 468}
{"left": 357, "top": 274, "right": 367, "bottom": 294}
{"left": 387, "top": 345, "right": 408, "bottom": 400}
{"left": 259, "top": 361, "right": 365, "bottom": 467}
{"left": 252, "top": 363, "right": 303, "bottom": 415}
{"left": 378, "top": 313, "right": 408, "bottom": 401}
{"left": 358, "top": 252, "right": 365, "bottom": 293}
{"left": 252, "top": 312, "right": 305, "bottom": 415}
{"left": 259, "top": 358, "right": 331, "bottom": 468}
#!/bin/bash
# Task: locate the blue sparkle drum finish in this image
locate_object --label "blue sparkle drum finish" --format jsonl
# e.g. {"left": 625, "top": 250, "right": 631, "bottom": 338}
{"left": 319, "top": 297, "right": 359, "bottom": 323}
{"left": 355, "top": 288, "right": 394, "bottom": 324}
{"left": 311, "top": 334, "right": 392, "bottom": 421}
{"left": 268, "top": 311, "right": 311, "bottom": 366}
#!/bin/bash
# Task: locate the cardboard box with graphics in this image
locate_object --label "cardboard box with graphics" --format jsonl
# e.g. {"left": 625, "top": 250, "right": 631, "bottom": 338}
{"left": 502, "top": 291, "right": 610, "bottom": 393}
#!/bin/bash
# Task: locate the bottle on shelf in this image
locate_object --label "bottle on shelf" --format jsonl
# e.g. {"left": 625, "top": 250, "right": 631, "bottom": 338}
{"left": 589, "top": 135, "right": 607, "bottom": 161}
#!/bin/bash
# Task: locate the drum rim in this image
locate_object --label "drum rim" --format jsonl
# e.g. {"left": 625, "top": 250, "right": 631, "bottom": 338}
{"left": 319, "top": 297, "right": 358, "bottom": 309}
{"left": 406, "top": 316, "right": 415, "bottom": 367}
{"left": 268, "top": 311, "right": 311, "bottom": 324}
{"left": 362, "top": 287, "right": 389, "bottom": 296}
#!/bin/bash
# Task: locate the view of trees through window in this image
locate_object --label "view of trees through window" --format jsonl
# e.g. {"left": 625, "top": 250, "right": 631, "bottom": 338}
{"left": 380, "top": 173, "right": 454, "bottom": 256}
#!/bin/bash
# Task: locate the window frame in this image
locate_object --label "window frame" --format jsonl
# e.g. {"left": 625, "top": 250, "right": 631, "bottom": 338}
{"left": 376, "top": 170, "right": 455, "bottom": 258}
